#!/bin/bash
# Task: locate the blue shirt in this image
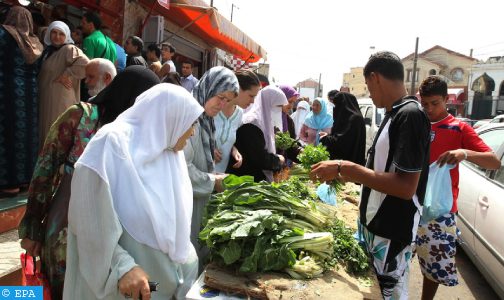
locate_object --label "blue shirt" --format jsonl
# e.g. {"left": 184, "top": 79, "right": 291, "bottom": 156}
{"left": 115, "top": 43, "right": 126, "bottom": 72}
{"left": 181, "top": 74, "right": 199, "bottom": 93}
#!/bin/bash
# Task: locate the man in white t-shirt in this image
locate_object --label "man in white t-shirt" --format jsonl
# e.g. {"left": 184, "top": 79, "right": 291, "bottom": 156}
{"left": 158, "top": 42, "right": 177, "bottom": 81}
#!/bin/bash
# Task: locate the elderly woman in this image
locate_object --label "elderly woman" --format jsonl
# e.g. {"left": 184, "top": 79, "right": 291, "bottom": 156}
{"left": 299, "top": 98, "right": 333, "bottom": 145}
{"left": 38, "top": 21, "right": 89, "bottom": 145}
{"left": 19, "top": 67, "right": 160, "bottom": 299}
{"left": 0, "top": 6, "right": 43, "bottom": 197}
{"left": 184, "top": 67, "right": 239, "bottom": 264}
{"left": 230, "top": 85, "right": 287, "bottom": 182}
{"left": 64, "top": 84, "right": 201, "bottom": 300}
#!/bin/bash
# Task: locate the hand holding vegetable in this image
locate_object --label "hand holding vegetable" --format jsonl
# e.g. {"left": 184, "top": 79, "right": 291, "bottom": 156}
{"left": 311, "top": 160, "right": 352, "bottom": 183}
{"left": 213, "top": 173, "right": 228, "bottom": 193}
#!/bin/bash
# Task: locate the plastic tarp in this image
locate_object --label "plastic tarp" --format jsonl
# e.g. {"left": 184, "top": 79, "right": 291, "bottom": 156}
{"left": 139, "top": 0, "right": 266, "bottom": 62}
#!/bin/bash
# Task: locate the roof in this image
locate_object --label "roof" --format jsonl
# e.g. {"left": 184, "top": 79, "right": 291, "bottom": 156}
{"left": 402, "top": 45, "right": 478, "bottom": 63}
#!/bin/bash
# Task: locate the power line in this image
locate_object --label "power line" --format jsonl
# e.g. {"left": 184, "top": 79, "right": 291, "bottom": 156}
{"left": 471, "top": 41, "right": 504, "bottom": 51}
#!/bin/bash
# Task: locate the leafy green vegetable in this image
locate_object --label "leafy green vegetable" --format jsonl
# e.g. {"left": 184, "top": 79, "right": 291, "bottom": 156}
{"left": 275, "top": 131, "right": 297, "bottom": 150}
{"left": 297, "top": 144, "right": 330, "bottom": 170}
{"left": 200, "top": 176, "right": 370, "bottom": 279}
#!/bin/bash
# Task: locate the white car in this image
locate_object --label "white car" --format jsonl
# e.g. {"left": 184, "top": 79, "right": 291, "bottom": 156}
{"left": 457, "top": 123, "right": 504, "bottom": 298}
{"left": 477, "top": 114, "right": 504, "bottom": 131}
{"left": 358, "top": 98, "right": 385, "bottom": 153}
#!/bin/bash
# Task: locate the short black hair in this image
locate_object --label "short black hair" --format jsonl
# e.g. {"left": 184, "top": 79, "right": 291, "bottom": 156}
{"left": 83, "top": 11, "right": 101, "bottom": 29}
{"left": 181, "top": 60, "right": 193, "bottom": 68}
{"left": 327, "top": 89, "right": 339, "bottom": 101}
{"left": 163, "top": 72, "right": 182, "bottom": 86}
{"left": 363, "top": 51, "right": 404, "bottom": 81}
{"left": 147, "top": 44, "right": 161, "bottom": 57}
{"left": 161, "top": 43, "right": 175, "bottom": 53}
{"left": 419, "top": 75, "right": 448, "bottom": 98}
{"left": 128, "top": 36, "right": 144, "bottom": 53}
{"left": 235, "top": 69, "right": 260, "bottom": 91}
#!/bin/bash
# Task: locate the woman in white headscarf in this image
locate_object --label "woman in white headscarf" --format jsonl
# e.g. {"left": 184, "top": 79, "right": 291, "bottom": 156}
{"left": 183, "top": 66, "right": 239, "bottom": 268}
{"left": 64, "top": 84, "right": 202, "bottom": 300}
{"left": 38, "top": 21, "right": 89, "bottom": 145}
{"left": 230, "top": 85, "right": 287, "bottom": 182}
{"left": 290, "top": 100, "right": 310, "bottom": 138}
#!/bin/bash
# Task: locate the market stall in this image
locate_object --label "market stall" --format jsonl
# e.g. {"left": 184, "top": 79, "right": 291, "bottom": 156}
{"left": 186, "top": 142, "right": 381, "bottom": 300}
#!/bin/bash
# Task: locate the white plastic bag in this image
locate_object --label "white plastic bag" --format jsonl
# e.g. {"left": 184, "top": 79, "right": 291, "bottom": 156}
{"left": 421, "top": 162, "right": 455, "bottom": 223}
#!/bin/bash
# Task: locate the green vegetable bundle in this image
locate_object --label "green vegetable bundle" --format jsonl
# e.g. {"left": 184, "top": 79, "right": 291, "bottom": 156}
{"left": 200, "top": 175, "right": 369, "bottom": 279}
{"left": 275, "top": 131, "right": 297, "bottom": 150}
{"left": 296, "top": 144, "right": 330, "bottom": 170}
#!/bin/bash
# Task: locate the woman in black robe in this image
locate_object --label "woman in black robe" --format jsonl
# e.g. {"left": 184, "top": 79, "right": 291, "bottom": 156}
{"left": 320, "top": 92, "right": 366, "bottom": 166}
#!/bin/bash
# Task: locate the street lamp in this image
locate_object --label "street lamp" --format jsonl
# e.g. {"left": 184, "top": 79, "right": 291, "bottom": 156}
{"left": 231, "top": 3, "right": 239, "bottom": 22}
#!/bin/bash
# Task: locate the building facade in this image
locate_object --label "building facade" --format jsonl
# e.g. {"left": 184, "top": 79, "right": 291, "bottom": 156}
{"left": 342, "top": 67, "right": 368, "bottom": 98}
{"left": 467, "top": 56, "right": 504, "bottom": 119}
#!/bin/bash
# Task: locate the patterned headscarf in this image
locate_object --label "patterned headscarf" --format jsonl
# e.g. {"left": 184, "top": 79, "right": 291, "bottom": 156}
{"left": 192, "top": 66, "right": 239, "bottom": 171}
{"left": 2, "top": 6, "right": 43, "bottom": 65}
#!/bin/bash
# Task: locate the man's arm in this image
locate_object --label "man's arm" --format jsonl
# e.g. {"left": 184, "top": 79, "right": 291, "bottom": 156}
{"left": 311, "top": 160, "right": 420, "bottom": 200}
{"left": 437, "top": 149, "right": 501, "bottom": 169}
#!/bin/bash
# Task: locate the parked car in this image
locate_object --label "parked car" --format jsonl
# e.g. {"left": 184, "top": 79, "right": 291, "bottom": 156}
{"left": 358, "top": 98, "right": 385, "bottom": 153}
{"left": 455, "top": 117, "right": 478, "bottom": 127}
{"left": 473, "top": 119, "right": 492, "bottom": 130}
{"left": 477, "top": 114, "right": 504, "bottom": 131}
{"left": 457, "top": 123, "right": 504, "bottom": 298}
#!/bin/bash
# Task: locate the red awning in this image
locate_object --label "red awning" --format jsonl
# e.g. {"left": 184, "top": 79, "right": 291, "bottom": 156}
{"left": 139, "top": 1, "right": 266, "bottom": 63}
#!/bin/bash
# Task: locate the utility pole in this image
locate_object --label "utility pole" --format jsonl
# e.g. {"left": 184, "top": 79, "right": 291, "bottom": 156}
{"left": 410, "top": 37, "right": 419, "bottom": 96}
{"left": 231, "top": 3, "right": 239, "bottom": 22}
{"left": 210, "top": 0, "right": 213, "bottom": 7}
{"left": 318, "top": 73, "right": 322, "bottom": 97}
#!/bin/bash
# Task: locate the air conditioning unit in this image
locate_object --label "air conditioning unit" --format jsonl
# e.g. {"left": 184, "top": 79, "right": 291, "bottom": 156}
{"left": 142, "top": 15, "right": 164, "bottom": 46}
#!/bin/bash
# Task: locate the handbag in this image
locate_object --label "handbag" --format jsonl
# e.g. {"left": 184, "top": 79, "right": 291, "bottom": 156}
{"left": 421, "top": 162, "right": 455, "bottom": 223}
{"left": 21, "top": 253, "right": 52, "bottom": 300}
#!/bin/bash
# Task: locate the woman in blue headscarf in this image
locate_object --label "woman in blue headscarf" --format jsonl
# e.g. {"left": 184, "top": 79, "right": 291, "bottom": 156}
{"left": 300, "top": 98, "right": 333, "bottom": 145}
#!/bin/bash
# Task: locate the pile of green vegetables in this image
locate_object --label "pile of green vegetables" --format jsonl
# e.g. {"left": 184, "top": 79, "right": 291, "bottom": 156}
{"left": 200, "top": 175, "right": 369, "bottom": 279}
{"left": 297, "top": 144, "right": 342, "bottom": 194}
{"left": 275, "top": 131, "right": 297, "bottom": 150}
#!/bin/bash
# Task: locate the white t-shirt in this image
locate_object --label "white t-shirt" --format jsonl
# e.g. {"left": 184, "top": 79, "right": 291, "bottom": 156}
{"left": 163, "top": 60, "right": 177, "bottom": 73}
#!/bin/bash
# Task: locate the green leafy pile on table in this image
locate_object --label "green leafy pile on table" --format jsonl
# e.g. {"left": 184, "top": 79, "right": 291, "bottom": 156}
{"left": 200, "top": 175, "right": 369, "bottom": 279}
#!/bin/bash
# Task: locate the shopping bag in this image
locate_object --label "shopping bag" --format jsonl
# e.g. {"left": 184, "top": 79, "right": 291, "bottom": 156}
{"left": 421, "top": 162, "right": 455, "bottom": 223}
{"left": 20, "top": 253, "right": 52, "bottom": 300}
{"left": 316, "top": 183, "right": 337, "bottom": 206}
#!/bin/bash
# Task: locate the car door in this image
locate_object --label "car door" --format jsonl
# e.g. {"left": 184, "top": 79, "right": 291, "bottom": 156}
{"left": 473, "top": 133, "right": 504, "bottom": 295}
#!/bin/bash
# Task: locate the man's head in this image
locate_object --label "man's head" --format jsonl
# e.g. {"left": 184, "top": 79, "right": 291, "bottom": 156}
{"left": 181, "top": 61, "right": 193, "bottom": 77}
{"left": 81, "top": 11, "right": 101, "bottom": 36}
{"left": 161, "top": 43, "right": 175, "bottom": 61}
{"left": 146, "top": 44, "right": 160, "bottom": 61}
{"left": 419, "top": 75, "right": 449, "bottom": 122}
{"left": 125, "top": 36, "right": 143, "bottom": 55}
{"left": 85, "top": 58, "right": 117, "bottom": 96}
{"left": 327, "top": 89, "right": 339, "bottom": 104}
{"left": 363, "top": 51, "right": 405, "bottom": 108}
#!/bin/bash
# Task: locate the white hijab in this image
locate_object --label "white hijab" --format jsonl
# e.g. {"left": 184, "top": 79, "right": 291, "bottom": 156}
{"left": 43, "top": 21, "right": 74, "bottom": 46}
{"left": 76, "top": 83, "right": 203, "bottom": 263}
{"left": 291, "top": 101, "right": 310, "bottom": 138}
{"left": 242, "top": 85, "right": 287, "bottom": 180}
